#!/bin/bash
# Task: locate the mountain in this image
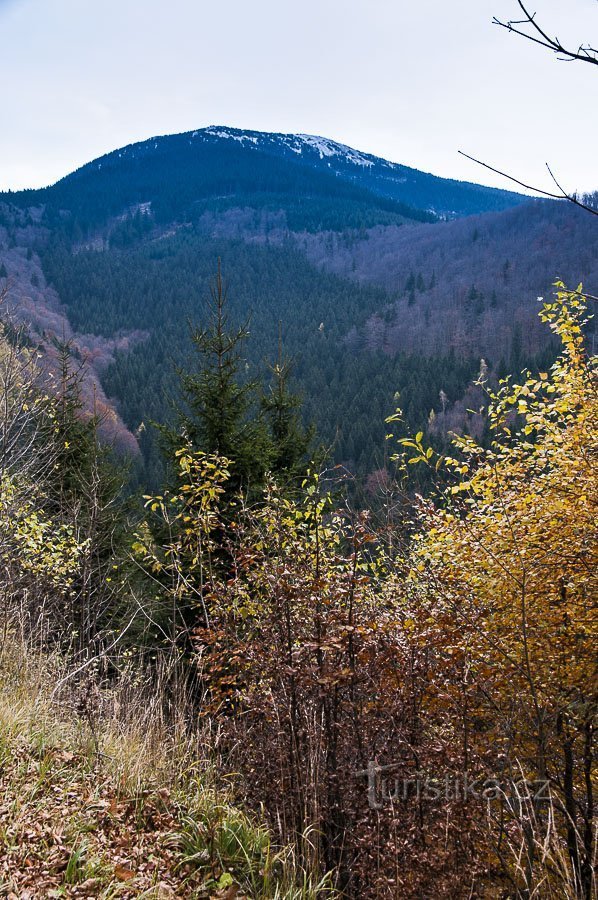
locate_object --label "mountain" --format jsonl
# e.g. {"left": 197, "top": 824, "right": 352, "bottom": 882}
{"left": 6, "top": 126, "right": 526, "bottom": 228}
{"left": 300, "top": 198, "right": 598, "bottom": 358}
{"left": 188, "top": 128, "right": 526, "bottom": 216}
{"left": 0, "top": 126, "right": 595, "bottom": 488}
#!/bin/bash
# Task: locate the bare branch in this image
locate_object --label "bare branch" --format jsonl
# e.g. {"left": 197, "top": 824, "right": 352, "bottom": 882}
{"left": 493, "top": 1, "right": 598, "bottom": 66}
{"left": 458, "top": 151, "right": 598, "bottom": 217}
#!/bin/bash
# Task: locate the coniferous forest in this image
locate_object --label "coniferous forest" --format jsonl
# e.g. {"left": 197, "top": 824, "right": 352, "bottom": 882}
{"left": 3, "top": 128, "right": 594, "bottom": 494}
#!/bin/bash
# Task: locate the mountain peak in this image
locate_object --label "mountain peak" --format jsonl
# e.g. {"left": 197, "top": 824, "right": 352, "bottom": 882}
{"left": 202, "top": 126, "right": 260, "bottom": 145}
{"left": 2, "top": 124, "right": 528, "bottom": 221}
{"left": 199, "top": 126, "right": 378, "bottom": 168}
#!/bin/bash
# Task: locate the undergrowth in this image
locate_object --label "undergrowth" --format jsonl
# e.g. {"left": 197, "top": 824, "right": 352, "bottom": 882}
{"left": 0, "top": 639, "right": 334, "bottom": 899}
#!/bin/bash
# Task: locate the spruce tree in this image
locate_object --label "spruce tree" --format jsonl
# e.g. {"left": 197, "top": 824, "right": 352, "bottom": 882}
{"left": 167, "top": 261, "right": 271, "bottom": 501}
{"left": 52, "top": 340, "right": 98, "bottom": 507}
{"left": 261, "top": 325, "right": 313, "bottom": 484}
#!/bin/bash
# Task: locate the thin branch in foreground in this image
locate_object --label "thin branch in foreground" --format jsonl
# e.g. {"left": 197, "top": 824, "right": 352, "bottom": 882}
{"left": 493, "top": 0, "right": 598, "bottom": 66}
{"left": 457, "top": 151, "right": 598, "bottom": 217}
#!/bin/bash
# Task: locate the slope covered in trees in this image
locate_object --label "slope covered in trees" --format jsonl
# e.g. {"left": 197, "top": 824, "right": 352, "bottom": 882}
{"left": 2, "top": 126, "right": 525, "bottom": 229}
{"left": 303, "top": 197, "right": 598, "bottom": 358}
{"left": 1, "top": 279, "right": 594, "bottom": 897}
{"left": 39, "top": 228, "right": 482, "bottom": 486}
{"left": 0, "top": 129, "right": 594, "bottom": 489}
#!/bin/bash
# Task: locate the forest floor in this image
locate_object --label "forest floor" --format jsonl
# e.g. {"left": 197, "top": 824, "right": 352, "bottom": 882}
{"left": 0, "top": 734, "right": 185, "bottom": 898}
{"left": 0, "top": 643, "right": 315, "bottom": 899}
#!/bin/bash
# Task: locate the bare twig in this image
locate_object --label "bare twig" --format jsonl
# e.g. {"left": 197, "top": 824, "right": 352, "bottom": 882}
{"left": 49, "top": 611, "right": 138, "bottom": 699}
{"left": 458, "top": 151, "right": 598, "bottom": 217}
{"left": 493, "top": 1, "right": 598, "bottom": 66}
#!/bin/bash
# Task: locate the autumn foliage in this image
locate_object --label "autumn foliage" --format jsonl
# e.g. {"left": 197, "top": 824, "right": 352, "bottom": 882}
{"left": 131, "top": 286, "right": 595, "bottom": 896}
{"left": 2, "top": 284, "right": 595, "bottom": 897}
{"left": 407, "top": 283, "right": 597, "bottom": 896}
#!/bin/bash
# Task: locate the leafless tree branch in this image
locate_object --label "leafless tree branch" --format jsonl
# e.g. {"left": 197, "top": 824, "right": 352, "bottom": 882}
{"left": 493, "top": 1, "right": 598, "bottom": 66}
{"left": 457, "top": 151, "right": 598, "bottom": 217}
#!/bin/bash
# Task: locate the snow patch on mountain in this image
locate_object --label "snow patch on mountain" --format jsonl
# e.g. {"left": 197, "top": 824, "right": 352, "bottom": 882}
{"left": 293, "top": 135, "right": 374, "bottom": 168}
{"left": 200, "top": 127, "right": 377, "bottom": 169}
{"left": 204, "top": 128, "right": 259, "bottom": 145}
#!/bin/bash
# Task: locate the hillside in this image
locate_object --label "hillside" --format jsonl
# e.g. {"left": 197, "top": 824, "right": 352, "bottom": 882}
{"left": 5, "top": 126, "right": 525, "bottom": 227}
{"left": 0, "top": 642, "right": 329, "bottom": 898}
{"left": 301, "top": 198, "right": 598, "bottom": 358}
{"left": 1, "top": 277, "right": 595, "bottom": 897}
{"left": 1, "top": 127, "right": 595, "bottom": 485}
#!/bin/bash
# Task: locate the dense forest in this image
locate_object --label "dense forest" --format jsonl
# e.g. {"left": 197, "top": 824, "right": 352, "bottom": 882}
{"left": 0, "top": 129, "right": 586, "bottom": 490}
{"left": 38, "top": 228, "right": 485, "bottom": 488}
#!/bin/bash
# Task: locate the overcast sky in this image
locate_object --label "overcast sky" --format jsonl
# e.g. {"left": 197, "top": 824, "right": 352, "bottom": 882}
{"left": 1, "top": 0, "right": 596, "bottom": 194}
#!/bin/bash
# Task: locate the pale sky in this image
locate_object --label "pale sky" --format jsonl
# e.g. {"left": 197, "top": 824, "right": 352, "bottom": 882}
{"left": 1, "top": 0, "right": 596, "bottom": 195}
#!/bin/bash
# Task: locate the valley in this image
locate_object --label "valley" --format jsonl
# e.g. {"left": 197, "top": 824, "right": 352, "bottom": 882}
{"left": 1, "top": 127, "right": 595, "bottom": 487}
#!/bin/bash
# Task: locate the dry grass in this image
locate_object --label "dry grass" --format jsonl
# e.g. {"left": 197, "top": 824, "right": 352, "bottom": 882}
{"left": 0, "top": 639, "right": 334, "bottom": 899}
{"left": 484, "top": 777, "right": 597, "bottom": 900}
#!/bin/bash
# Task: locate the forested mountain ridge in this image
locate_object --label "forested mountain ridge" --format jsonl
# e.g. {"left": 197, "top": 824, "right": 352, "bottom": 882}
{"left": 0, "top": 127, "right": 595, "bottom": 487}
{"left": 3, "top": 126, "right": 526, "bottom": 226}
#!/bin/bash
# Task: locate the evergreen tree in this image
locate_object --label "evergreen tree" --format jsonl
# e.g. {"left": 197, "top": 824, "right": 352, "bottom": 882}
{"left": 261, "top": 326, "right": 314, "bottom": 483}
{"left": 166, "top": 262, "right": 272, "bottom": 500}
{"left": 51, "top": 340, "right": 102, "bottom": 508}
